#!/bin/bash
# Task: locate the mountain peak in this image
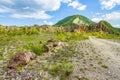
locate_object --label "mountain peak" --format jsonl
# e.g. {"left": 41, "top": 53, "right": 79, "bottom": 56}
{"left": 54, "top": 15, "right": 96, "bottom": 27}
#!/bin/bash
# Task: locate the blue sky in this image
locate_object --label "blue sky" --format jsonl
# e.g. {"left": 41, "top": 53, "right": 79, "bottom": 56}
{"left": 0, "top": 0, "right": 120, "bottom": 28}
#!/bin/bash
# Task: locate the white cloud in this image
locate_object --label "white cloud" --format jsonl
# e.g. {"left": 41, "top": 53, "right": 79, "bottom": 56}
{"left": 96, "top": 12, "right": 102, "bottom": 15}
{"left": 43, "top": 20, "right": 54, "bottom": 25}
{"left": 0, "top": 0, "right": 13, "bottom": 4}
{"left": 12, "top": 11, "right": 51, "bottom": 19}
{"left": 0, "top": 0, "right": 62, "bottom": 19}
{"left": 92, "top": 18, "right": 101, "bottom": 22}
{"left": 0, "top": 6, "right": 13, "bottom": 13}
{"left": 92, "top": 11, "right": 120, "bottom": 22}
{"left": 61, "top": 0, "right": 72, "bottom": 3}
{"left": 100, "top": 0, "right": 120, "bottom": 10}
{"left": 68, "top": 0, "right": 87, "bottom": 10}
{"left": 34, "top": 0, "right": 61, "bottom": 11}
{"left": 0, "top": 0, "right": 86, "bottom": 19}
{"left": 113, "top": 24, "right": 120, "bottom": 28}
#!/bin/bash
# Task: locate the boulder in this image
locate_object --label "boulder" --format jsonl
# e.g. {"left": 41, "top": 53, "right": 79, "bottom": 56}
{"left": 8, "top": 51, "right": 35, "bottom": 69}
{"left": 45, "top": 40, "right": 68, "bottom": 52}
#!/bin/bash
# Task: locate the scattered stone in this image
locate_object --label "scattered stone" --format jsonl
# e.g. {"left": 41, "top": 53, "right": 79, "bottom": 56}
{"left": 8, "top": 51, "right": 35, "bottom": 69}
{"left": 45, "top": 40, "right": 68, "bottom": 52}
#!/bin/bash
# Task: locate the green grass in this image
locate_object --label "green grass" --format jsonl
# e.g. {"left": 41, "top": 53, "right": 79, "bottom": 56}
{"left": 80, "top": 76, "right": 90, "bottom": 80}
{"left": 55, "top": 31, "right": 88, "bottom": 41}
{"left": 44, "top": 62, "right": 74, "bottom": 80}
{"left": 101, "top": 65, "right": 108, "bottom": 69}
{"left": 100, "top": 20, "right": 119, "bottom": 33}
{"left": 0, "top": 33, "right": 56, "bottom": 61}
{"left": 26, "top": 43, "right": 45, "bottom": 55}
{"left": 0, "top": 25, "right": 120, "bottom": 80}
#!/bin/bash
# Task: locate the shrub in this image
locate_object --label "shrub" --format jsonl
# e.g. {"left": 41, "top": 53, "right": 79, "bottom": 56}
{"left": 55, "top": 31, "right": 88, "bottom": 41}
{"left": 101, "top": 65, "right": 108, "bottom": 69}
{"left": 26, "top": 43, "right": 45, "bottom": 55}
{"left": 16, "top": 27, "right": 26, "bottom": 35}
{"left": 28, "top": 27, "right": 39, "bottom": 35}
{"left": 48, "top": 62, "right": 74, "bottom": 80}
{"left": 0, "top": 27, "right": 6, "bottom": 34}
{"left": 80, "top": 76, "right": 90, "bottom": 80}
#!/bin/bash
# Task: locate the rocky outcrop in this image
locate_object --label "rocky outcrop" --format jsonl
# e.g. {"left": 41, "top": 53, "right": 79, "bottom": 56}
{"left": 8, "top": 52, "right": 35, "bottom": 69}
{"left": 62, "top": 22, "right": 118, "bottom": 34}
{"left": 45, "top": 39, "right": 68, "bottom": 52}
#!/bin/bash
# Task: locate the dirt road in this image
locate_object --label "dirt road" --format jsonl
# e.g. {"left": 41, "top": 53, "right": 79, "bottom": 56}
{"left": 72, "top": 36, "right": 120, "bottom": 80}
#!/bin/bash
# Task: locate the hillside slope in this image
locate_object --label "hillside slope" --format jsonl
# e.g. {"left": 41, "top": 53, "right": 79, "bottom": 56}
{"left": 116, "top": 28, "right": 120, "bottom": 32}
{"left": 99, "top": 20, "right": 119, "bottom": 33}
{"left": 54, "top": 15, "right": 119, "bottom": 34}
{"left": 54, "top": 15, "right": 96, "bottom": 27}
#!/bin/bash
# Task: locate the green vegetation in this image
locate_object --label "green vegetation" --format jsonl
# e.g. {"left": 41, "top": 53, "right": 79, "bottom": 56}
{"left": 54, "top": 15, "right": 96, "bottom": 27}
{"left": 80, "top": 76, "right": 90, "bottom": 80}
{"left": 100, "top": 20, "right": 119, "bottom": 33}
{"left": 116, "top": 28, "right": 120, "bottom": 32}
{"left": 55, "top": 31, "right": 88, "bottom": 41}
{"left": 17, "top": 65, "right": 24, "bottom": 72}
{"left": 101, "top": 65, "right": 108, "bottom": 69}
{"left": 83, "top": 32, "right": 120, "bottom": 39}
{"left": 48, "top": 62, "right": 74, "bottom": 80}
{"left": 25, "top": 43, "right": 45, "bottom": 55}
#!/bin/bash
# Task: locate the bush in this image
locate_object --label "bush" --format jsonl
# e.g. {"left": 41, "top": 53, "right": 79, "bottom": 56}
{"left": 26, "top": 27, "right": 40, "bottom": 35}
{"left": 48, "top": 62, "right": 74, "bottom": 80}
{"left": 101, "top": 65, "right": 108, "bottom": 69}
{"left": 0, "top": 27, "right": 6, "bottom": 34}
{"left": 55, "top": 31, "right": 88, "bottom": 41}
{"left": 80, "top": 76, "right": 90, "bottom": 80}
{"left": 26, "top": 43, "right": 45, "bottom": 55}
{"left": 16, "top": 27, "right": 26, "bottom": 35}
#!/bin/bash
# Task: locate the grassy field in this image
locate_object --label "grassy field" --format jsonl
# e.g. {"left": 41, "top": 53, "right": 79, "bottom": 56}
{"left": 0, "top": 26, "right": 120, "bottom": 80}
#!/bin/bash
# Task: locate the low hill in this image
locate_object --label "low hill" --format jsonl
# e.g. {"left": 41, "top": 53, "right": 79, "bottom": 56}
{"left": 54, "top": 15, "right": 96, "bottom": 27}
{"left": 54, "top": 15, "right": 119, "bottom": 34}
{"left": 98, "top": 20, "right": 119, "bottom": 33}
{"left": 116, "top": 28, "right": 120, "bottom": 32}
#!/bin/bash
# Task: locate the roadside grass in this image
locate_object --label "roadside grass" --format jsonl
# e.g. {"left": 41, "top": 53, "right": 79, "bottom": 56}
{"left": 46, "top": 62, "right": 74, "bottom": 80}
{"left": 101, "top": 65, "right": 108, "bottom": 69}
{"left": 80, "top": 76, "right": 90, "bottom": 80}
{"left": 55, "top": 31, "right": 88, "bottom": 41}
{"left": 42, "top": 41, "right": 76, "bottom": 80}
{"left": 84, "top": 32, "right": 120, "bottom": 39}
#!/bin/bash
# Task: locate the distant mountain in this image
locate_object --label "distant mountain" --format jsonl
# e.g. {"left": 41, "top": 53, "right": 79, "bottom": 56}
{"left": 98, "top": 20, "right": 119, "bottom": 33}
{"left": 115, "top": 28, "right": 120, "bottom": 32}
{"left": 54, "top": 15, "right": 119, "bottom": 34}
{"left": 85, "top": 20, "right": 119, "bottom": 34}
{"left": 54, "top": 15, "right": 96, "bottom": 27}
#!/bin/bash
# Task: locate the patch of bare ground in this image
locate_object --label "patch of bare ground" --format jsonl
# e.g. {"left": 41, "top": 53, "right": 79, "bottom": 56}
{"left": 71, "top": 36, "right": 120, "bottom": 80}
{"left": 0, "top": 37, "right": 120, "bottom": 80}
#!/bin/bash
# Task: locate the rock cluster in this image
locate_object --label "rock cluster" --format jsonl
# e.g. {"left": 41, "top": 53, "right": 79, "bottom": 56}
{"left": 45, "top": 39, "right": 68, "bottom": 52}
{"left": 8, "top": 51, "right": 35, "bottom": 69}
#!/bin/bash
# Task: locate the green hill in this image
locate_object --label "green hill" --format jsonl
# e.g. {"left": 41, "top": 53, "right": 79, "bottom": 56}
{"left": 99, "top": 20, "right": 119, "bottom": 33}
{"left": 115, "top": 28, "right": 120, "bottom": 32}
{"left": 54, "top": 15, "right": 96, "bottom": 27}
{"left": 54, "top": 14, "right": 119, "bottom": 34}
